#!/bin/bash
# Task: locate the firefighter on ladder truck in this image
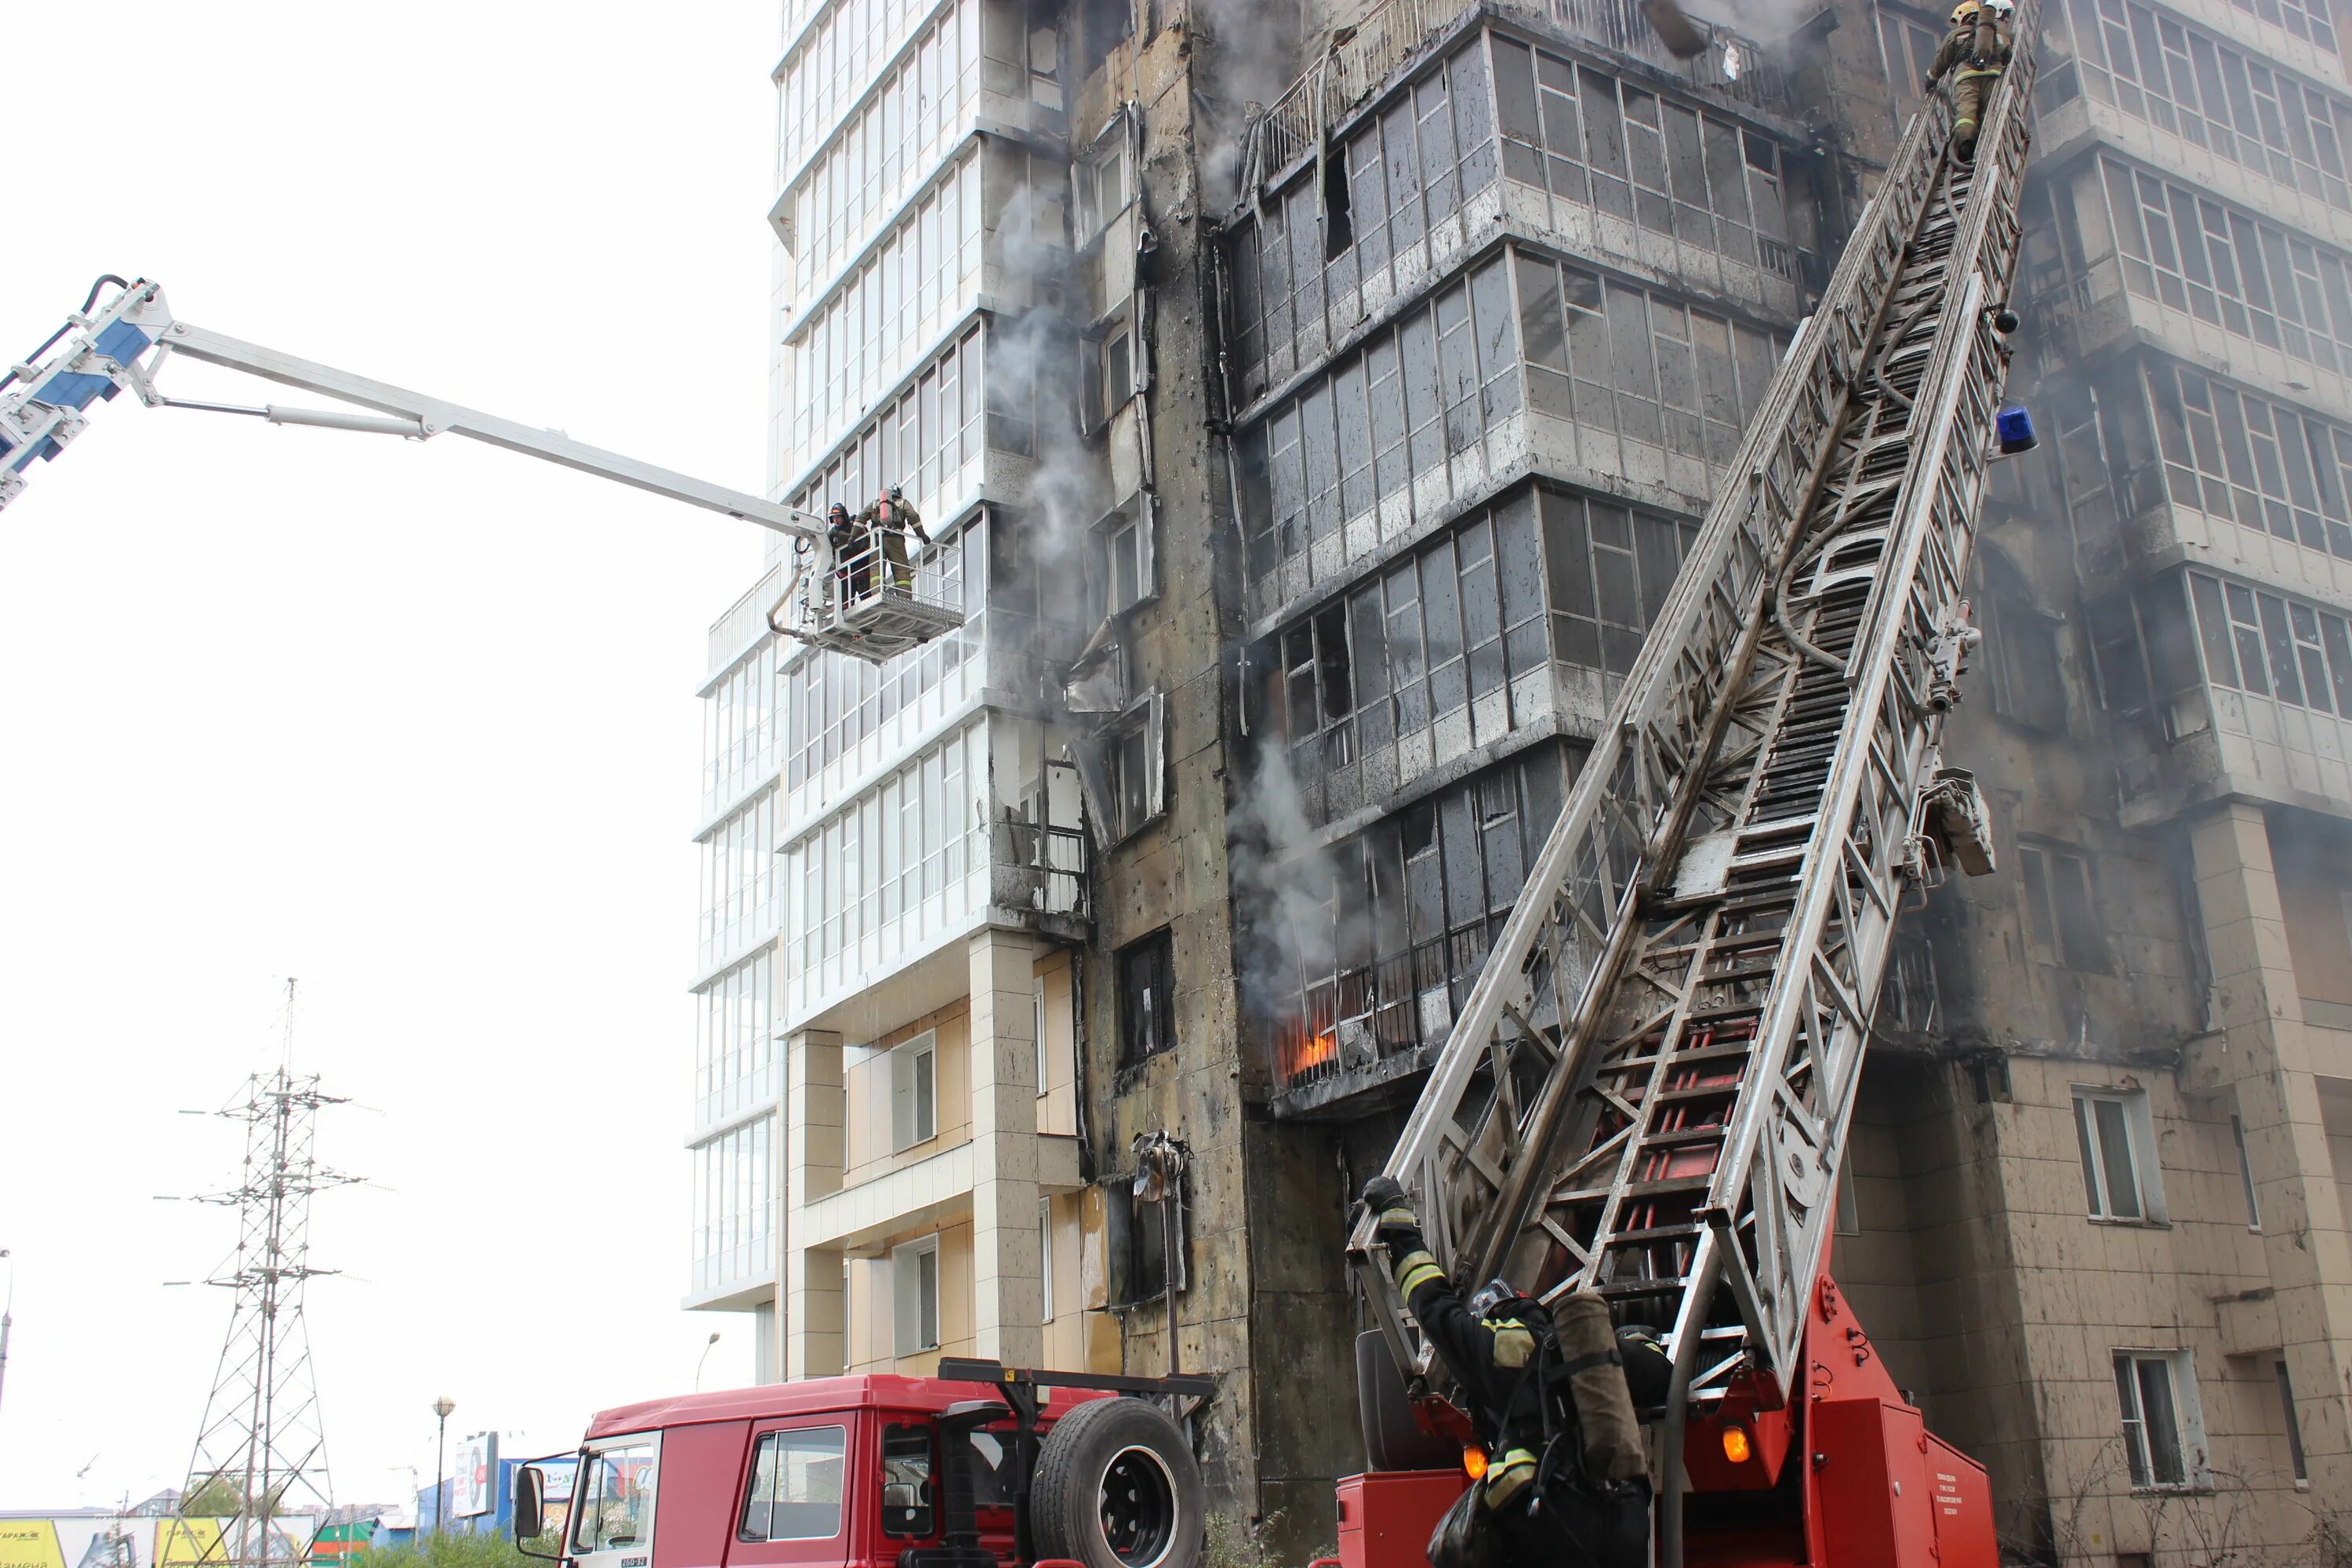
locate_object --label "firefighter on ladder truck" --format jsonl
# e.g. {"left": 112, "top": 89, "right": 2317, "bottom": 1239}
{"left": 1339, "top": 1, "right": 2039, "bottom": 1565}
{"left": 0, "top": 277, "right": 961, "bottom": 665}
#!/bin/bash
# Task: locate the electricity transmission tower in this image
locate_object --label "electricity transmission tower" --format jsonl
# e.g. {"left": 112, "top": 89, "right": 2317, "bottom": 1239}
{"left": 178, "top": 982, "right": 354, "bottom": 1566}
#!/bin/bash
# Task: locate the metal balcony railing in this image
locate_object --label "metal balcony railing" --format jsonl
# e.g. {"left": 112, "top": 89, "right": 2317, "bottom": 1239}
{"left": 1240, "top": 0, "right": 1787, "bottom": 197}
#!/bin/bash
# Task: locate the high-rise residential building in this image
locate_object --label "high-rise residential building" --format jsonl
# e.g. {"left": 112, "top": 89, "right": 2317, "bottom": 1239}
{"left": 694, "top": 0, "right": 2352, "bottom": 1553}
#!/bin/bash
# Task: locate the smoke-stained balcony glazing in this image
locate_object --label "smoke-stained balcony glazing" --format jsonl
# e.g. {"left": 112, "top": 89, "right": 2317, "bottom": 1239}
{"left": 2039, "top": 0, "right": 2352, "bottom": 225}
{"left": 1250, "top": 483, "right": 1694, "bottom": 827}
{"left": 1254, "top": 745, "right": 1572, "bottom": 1106}
{"left": 1234, "top": 242, "right": 1780, "bottom": 624}
{"left": 1223, "top": 27, "right": 1801, "bottom": 415}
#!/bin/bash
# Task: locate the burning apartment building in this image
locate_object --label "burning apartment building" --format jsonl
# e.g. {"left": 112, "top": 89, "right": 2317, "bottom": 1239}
{"left": 688, "top": 0, "right": 2352, "bottom": 1555}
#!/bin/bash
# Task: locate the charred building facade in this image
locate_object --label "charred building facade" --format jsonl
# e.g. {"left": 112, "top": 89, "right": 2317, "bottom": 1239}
{"left": 693, "top": 0, "right": 2352, "bottom": 1556}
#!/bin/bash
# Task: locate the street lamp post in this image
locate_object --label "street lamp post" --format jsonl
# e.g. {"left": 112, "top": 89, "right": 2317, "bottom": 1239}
{"left": 430, "top": 1396, "right": 456, "bottom": 1537}
{"left": 695, "top": 1332, "right": 721, "bottom": 1392}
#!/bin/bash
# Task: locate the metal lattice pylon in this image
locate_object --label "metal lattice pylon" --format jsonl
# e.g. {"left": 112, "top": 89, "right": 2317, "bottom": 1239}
{"left": 180, "top": 982, "right": 354, "bottom": 1567}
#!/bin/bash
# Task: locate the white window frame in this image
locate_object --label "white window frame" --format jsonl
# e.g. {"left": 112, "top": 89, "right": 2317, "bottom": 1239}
{"left": 1040, "top": 1198, "right": 1055, "bottom": 1324}
{"left": 1074, "top": 129, "right": 1131, "bottom": 243}
{"left": 2074, "top": 1087, "right": 2165, "bottom": 1223}
{"left": 1103, "top": 692, "right": 1167, "bottom": 843}
{"left": 2113, "top": 1349, "right": 2206, "bottom": 1491}
{"left": 893, "top": 1235, "right": 942, "bottom": 1355}
{"left": 891, "top": 1029, "right": 939, "bottom": 1152}
{"left": 1094, "top": 500, "right": 1155, "bottom": 619}
{"left": 1034, "top": 975, "right": 1050, "bottom": 1097}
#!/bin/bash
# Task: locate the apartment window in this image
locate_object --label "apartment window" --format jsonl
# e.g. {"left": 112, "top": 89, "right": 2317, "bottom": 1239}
{"left": 891, "top": 1030, "right": 938, "bottom": 1151}
{"left": 2041, "top": 0, "right": 2349, "bottom": 210}
{"left": 893, "top": 1236, "right": 941, "bottom": 1354}
{"left": 739, "top": 1426, "right": 848, "bottom": 1541}
{"left": 1103, "top": 695, "right": 1166, "bottom": 841}
{"left": 2277, "top": 1359, "right": 2309, "bottom": 1483}
{"left": 1033, "top": 975, "right": 1050, "bottom": 1094}
{"left": 2189, "top": 572, "right": 2352, "bottom": 717}
{"left": 2020, "top": 843, "right": 2109, "bottom": 972}
{"left": 1835, "top": 1155, "right": 1861, "bottom": 1236}
{"left": 1076, "top": 136, "right": 1131, "bottom": 242}
{"left": 1040, "top": 1198, "right": 1055, "bottom": 1323}
{"left": 1107, "top": 1181, "right": 1188, "bottom": 1305}
{"left": 1119, "top": 930, "right": 1177, "bottom": 1067}
{"left": 2232, "top": 1110, "right": 2263, "bottom": 1229}
{"left": 2113, "top": 1350, "right": 2203, "bottom": 1489}
{"left": 2074, "top": 1088, "right": 2162, "bottom": 1221}
{"left": 2094, "top": 154, "right": 2352, "bottom": 375}
{"left": 1098, "top": 505, "right": 1152, "bottom": 617}
{"left": 1488, "top": 37, "right": 1791, "bottom": 276}
{"left": 1084, "top": 325, "right": 1133, "bottom": 430}
{"left": 1983, "top": 577, "right": 2071, "bottom": 733}
{"left": 2148, "top": 365, "right": 2352, "bottom": 563}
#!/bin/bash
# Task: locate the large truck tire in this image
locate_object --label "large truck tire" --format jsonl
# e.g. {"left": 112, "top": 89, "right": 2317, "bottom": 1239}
{"left": 1357, "top": 1330, "right": 1457, "bottom": 1472}
{"left": 1030, "top": 1396, "right": 1204, "bottom": 1568}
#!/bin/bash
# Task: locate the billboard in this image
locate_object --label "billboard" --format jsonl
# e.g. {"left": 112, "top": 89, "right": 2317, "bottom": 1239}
{"left": 453, "top": 1433, "right": 499, "bottom": 1519}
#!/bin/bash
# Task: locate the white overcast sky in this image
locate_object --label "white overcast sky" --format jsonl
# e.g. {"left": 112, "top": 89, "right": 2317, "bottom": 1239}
{"left": 0, "top": 2, "right": 782, "bottom": 1512}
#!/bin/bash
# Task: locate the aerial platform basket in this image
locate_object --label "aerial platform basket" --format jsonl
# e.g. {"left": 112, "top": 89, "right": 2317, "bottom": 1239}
{"left": 781, "top": 535, "right": 967, "bottom": 663}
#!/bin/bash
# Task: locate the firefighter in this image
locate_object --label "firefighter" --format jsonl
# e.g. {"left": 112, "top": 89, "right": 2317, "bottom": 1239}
{"left": 857, "top": 485, "right": 933, "bottom": 596}
{"left": 1926, "top": 0, "right": 2014, "bottom": 159}
{"left": 1359, "top": 1176, "right": 1650, "bottom": 1568}
{"left": 825, "top": 500, "right": 873, "bottom": 602}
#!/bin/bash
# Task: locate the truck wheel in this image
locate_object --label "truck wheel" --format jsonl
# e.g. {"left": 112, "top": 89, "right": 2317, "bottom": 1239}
{"left": 1357, "top": 1330, "right": 1457, "bottom": 1472}
{"left": 1030, "top": 1397, "right": 1203, "bottom": 1568}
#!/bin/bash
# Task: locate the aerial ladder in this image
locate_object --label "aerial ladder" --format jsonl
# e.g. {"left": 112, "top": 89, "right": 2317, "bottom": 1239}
{"left": 1349, "top": 7, "right": 2037, "bottom": 1566}
{"left": 0, "top": 278, "right": 961, "bottom": 663}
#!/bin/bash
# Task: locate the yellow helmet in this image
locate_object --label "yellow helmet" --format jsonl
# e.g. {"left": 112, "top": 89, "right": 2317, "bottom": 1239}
{"left": 1951, "top": 1, "right": 1979, "bottom": 19}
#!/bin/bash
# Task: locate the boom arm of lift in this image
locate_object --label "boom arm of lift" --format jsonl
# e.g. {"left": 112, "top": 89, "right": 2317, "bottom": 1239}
{"left": 1, "top": 278, "right": 964, "bottom": 662}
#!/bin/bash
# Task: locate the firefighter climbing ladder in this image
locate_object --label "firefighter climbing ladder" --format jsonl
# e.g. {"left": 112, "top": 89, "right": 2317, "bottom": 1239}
{"left": 1356, "top": 0, "right": 2036, "bottom": 1504}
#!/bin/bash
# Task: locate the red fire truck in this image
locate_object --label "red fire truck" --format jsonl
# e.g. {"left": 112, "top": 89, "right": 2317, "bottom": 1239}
{"left": 510, "top": 1361, "right": 1215, "bottom": 1568}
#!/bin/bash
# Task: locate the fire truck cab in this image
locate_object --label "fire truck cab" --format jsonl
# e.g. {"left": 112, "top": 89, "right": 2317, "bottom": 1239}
{"left": 514, "top": 1361, "right": 1210, "bottom": 1568}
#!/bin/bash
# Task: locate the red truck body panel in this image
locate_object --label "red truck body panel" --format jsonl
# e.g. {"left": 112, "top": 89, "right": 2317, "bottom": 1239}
{"left": 1333, "top": 1471, "right": 1463, "bottom": 1568}
{"left": 582, "top": 1375, "right": 1113, "bottom": 1568}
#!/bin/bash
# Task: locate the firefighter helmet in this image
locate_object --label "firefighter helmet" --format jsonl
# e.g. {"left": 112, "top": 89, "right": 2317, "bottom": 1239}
{"left": 1950, "top": 0, "right": 1980, "bottom": 20}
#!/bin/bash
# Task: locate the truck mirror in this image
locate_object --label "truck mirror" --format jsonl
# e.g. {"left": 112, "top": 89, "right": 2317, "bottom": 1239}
{"left": 514, "top": 1468, "right": 543, "bottom": 1538}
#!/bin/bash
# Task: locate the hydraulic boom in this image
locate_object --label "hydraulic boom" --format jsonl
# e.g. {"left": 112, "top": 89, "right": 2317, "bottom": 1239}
{"left": 0, "top": 278, "right": 960, "bottom": 662}
{"left": 1352, "top": 6, "right": 2038, "bottom": 1563}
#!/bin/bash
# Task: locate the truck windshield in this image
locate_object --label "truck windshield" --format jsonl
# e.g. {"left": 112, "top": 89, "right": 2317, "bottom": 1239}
{"left": 573, "top": 1441, "right": 659, "bottom": 1555}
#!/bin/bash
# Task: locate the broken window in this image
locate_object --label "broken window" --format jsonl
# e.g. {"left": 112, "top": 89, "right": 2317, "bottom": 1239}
{"left": 2020, "top": 842, "right": 2110, "bottom": 972}
{"left": 2232, "top": 1108, "right": 2264, "bottom": 1229}
{"left": 2074, "top": 1087, "right": 2161, "bottom": 1220}
{"left": 1078, "top": 0, "right": 1131, "bottom": 77}
{"left": 1117, "top": 929, "right": 1177, "bottom": 1066}
{"left": 2277, "top": 1359, "right": 2309, "bottom": 1482}
{"left": 1980, "top": 562, "right": 2071, "bottom": 734}
{"left": 1260, "top": 747, "right": 1570, "bottom": 1090}
{"left": 1094, "top": 503, "right": 1152, "bottom": 619}
{"left": 1103, "top": 1176, "right": 1187, "bottom": 1305}
{"left": 1085, "top": 324, "right": 1133, "bottom": 430}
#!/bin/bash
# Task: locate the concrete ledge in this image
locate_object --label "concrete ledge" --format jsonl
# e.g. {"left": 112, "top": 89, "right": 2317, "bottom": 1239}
{"left": 799, "top": 1140, "right": 978, "bottom": 1250}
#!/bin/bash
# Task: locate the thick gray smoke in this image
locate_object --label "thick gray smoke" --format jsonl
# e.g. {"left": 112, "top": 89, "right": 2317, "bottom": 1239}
{"left": 991, "top": 176, "right": 1110, "bottom": 639}
{"left": 1192, "top": 0, "right": 1312, "bottom": 212}
{"left": 1229, "top": 739, "right": 1374, "bottom": 1067}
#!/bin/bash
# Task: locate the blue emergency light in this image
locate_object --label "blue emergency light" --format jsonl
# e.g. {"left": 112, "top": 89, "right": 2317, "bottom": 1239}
{"left": 1996, "top": 401, "right": 2037, "bottom": 455}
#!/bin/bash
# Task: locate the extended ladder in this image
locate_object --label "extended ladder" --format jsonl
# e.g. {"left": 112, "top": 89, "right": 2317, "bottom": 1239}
{"left": 1357, "top": 0, "right": 2035, "bottom": 1450}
